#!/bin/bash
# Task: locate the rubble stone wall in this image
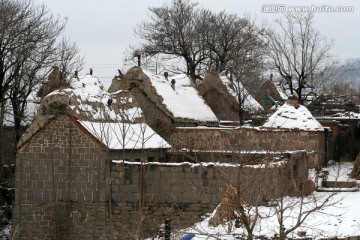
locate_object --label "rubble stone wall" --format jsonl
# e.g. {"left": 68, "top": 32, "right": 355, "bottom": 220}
{"left": 109, "top": 154, "right": 308, "bottom": 238}
{"left": 171, "top": 127, "right": 326, "bottom": 167}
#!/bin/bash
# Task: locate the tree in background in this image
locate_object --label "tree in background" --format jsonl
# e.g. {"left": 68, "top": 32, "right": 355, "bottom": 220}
{"left": 135, "top": 0, "right": 265, "bottom": 84}
{"left": 0, "top": 0, "right": 83, "bottom": 144}
{"left": 56, "top": 37, "right": 85, "bottom": 86}
{"left": 266, "top": 12, "right": 336, "bottom": 105}
{"left": 135, "top": 0, "right": 206, "bottom": 81}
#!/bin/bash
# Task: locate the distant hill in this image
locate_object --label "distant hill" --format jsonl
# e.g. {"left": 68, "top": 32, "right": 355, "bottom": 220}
{"left": 339, "top": 58, "right": 360, "bottom": 86}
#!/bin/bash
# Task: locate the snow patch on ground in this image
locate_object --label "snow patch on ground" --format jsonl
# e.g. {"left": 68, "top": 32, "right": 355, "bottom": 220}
{"left": 172, "top": 162, "right": 360, "bottom": 239}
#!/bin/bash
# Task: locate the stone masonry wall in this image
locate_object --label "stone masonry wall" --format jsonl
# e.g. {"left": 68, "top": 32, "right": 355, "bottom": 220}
{"left": 14, "top": 115, "right": 109, "bottom": 239}
{"left": 13, "top": 115, "right": 312, "bottom": 239}
{"left": 171, "top": 127, "right": 326, "bottom": 166}
{"left": 110, "top": 152, "right": 308, "bottom": 238}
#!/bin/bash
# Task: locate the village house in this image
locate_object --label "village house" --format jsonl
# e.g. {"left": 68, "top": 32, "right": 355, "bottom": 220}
{"left": 12, "top": 65, "right": 333, "bottom": 239}
{"left": 13, "top": 73, "right": 172, "bottom": 239}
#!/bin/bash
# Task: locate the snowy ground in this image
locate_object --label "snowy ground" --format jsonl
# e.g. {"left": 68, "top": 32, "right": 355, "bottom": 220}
{"left": 177, "top": 191, "right": 360, "bottom": 239}
{"left": 171, "top": 162, "right": 360, "bottom": 240}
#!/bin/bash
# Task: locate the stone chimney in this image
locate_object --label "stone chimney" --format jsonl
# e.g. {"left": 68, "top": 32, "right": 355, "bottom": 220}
{"left": 171, "top": 79, "right": 176, "bottom": 91}
{"left": 287, "top": 94, "right": 300, "bottom": 108}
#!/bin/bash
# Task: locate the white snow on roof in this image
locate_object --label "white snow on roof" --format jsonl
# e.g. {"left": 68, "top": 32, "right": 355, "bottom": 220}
{"left": 220, "top": 75, "right": 263, "bottom": 111}
{"left": 275, "top": 81, "right": 289, "bottom": 100}
{"left": 50, "top": 74, "right": 143, "bottom": 122}
{"left": 263, "top": 103, "right": 324, "bottom": 131}
{"left": 143, "top": 69, "right": 218, "bottom": 122}
{"left": 43, "top": 74, "right": 170, "bottom": 150}
{"left": 79, "top": 121, "right": 170, "bottom": 150}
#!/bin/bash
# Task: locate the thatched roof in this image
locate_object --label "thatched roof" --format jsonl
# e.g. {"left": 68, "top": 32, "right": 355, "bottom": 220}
{"left": 198, "top": 70, "right": 263, "bottom": 121}
{"left": 109, "top": 66, "right": 219, "bottom": 124}
{"left": 40, "top": 74, "right": 144, "bottom": 123}
{"left": 18, "top": 73, "right": 170, "bottom": 150}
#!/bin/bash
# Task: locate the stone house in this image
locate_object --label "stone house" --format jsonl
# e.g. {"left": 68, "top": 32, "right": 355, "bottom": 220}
{"left": 108, "top": 66, "right": 219, "bottom": 140}
{"left": 197, "top": 70, "right": 263, "bottom": 123}
{"left": 13, "top": 73, "right": 170, "bottom": 239}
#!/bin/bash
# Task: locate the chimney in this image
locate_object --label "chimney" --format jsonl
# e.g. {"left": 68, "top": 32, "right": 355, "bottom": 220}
{"left": 171, "top": 79, "right": 176, "bottom": 91}
{"left": 164, "top": 72, "right": 169, "bottom": 81}
{"left": 90, "top": 68, "right": 93, "bottom": 76}
{"left": 287, "top": 94, "right": 300, "bottom": 108}
{"left": 135, "top": 49, "right": 142, "bottom": 67}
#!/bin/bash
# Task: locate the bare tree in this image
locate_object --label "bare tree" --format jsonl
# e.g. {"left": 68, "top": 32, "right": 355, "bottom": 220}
{"left": 262, "top": 181, "right": 341, "bottom": 240}
{"left": 266, "top": 12, "right": 336, "bottom": 104}
{"left": 0, "top": 0, "right": 84, "bottom": 143}
{"left": 203, "top": 12, "right": 265, "bottom": 75}
{"left": 177, "top": 149, "right": 343, "bottom": 240}
{"left": 135, "top": 0, "right": 208, "bottom": 82}
{"left": 56, "top": 36, "right": 85, "bottom": 84}
{"left": 135, "top": 0, "right": 265, "bottom": 85}
{"left": 0, "top": 0, "right": 67, "bottom": 142}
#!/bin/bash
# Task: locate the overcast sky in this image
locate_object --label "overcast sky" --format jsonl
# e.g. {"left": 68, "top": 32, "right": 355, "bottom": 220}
{"left": 32, "top": 0, "right": 360, "bottom": 86}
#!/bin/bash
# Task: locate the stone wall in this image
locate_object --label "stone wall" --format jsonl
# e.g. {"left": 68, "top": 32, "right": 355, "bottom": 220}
{"left": 14, "top": 115, "right": 108, "bottom": 239}
{"left": 110, "top": 152, "right": 309, "bottom": 238}
{"left": 171, "top": 127, "right": 326, "bottom": 167}
{"left": 108, "top": 149, "right": 168, "bottom": 163}
{"left": 13, "top": 114, "right": 313, "bottom": 239}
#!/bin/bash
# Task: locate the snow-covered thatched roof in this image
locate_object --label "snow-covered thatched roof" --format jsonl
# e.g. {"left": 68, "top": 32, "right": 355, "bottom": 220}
{"left": 19, "top": 73, "right": 170, "bottom": 150}
{"left": 219, "top": 74, "right": 263, "bottom": 112}
{"left": 262, "top": 102, "right": 324, "bottom": 131}
{"left": 79, "top": 121, "right": 170, "bottom": 149}
{"left": 41, "top": 74, "right": 143, "bottom": 123}
{"left": 114, "top": 66, "right": 219, "bottom": 124}
{"left": 143, "top": 69, "right": 218, "bottom": 122}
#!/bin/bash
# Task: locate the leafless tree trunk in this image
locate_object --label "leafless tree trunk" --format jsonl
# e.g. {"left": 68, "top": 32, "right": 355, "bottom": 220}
{"left": 266, "top": 12, "right": 337, "bottom": 104}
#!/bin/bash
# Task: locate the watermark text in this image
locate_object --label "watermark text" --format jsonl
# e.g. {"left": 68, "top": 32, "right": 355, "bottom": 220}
{"left": 262, "top": 4, "right": 354, "bottom": 13}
